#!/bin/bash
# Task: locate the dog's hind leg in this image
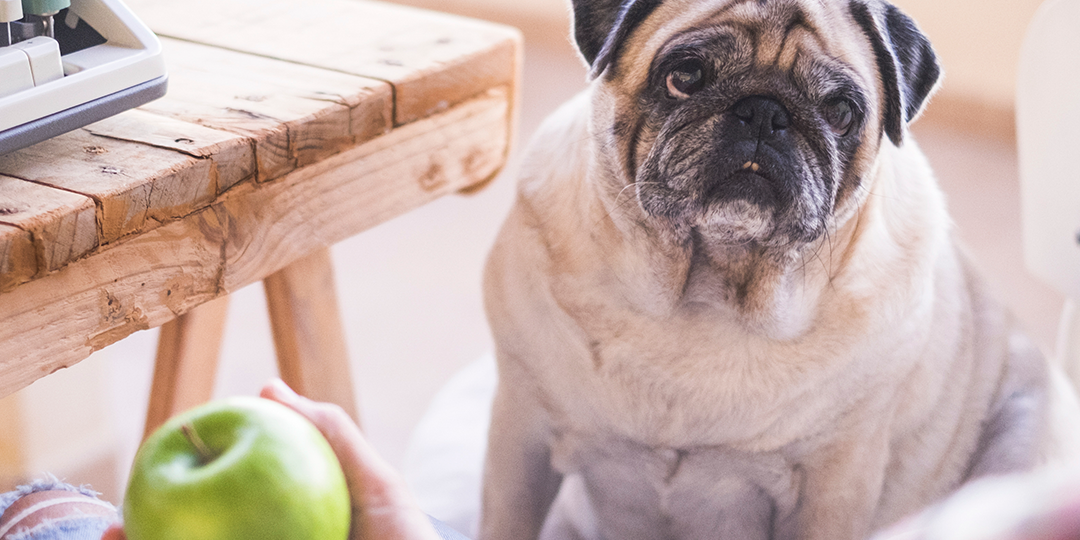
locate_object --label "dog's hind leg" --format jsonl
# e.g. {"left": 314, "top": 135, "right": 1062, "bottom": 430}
{"left": 965, "top": 333, "right": 1053, "bottom": 479}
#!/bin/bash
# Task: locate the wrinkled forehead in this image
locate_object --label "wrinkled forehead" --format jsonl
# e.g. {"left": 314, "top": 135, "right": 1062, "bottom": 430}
{"left": 614, "top": 0, "right": 877, "bottom": 88}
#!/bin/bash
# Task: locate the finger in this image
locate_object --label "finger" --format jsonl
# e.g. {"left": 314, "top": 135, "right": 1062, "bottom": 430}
{"left": 258, "top": 379, "right": 442, "bottom": 540}
{"left": 258, "top": 380, "right": 379, "bottom": 465}
{"left": 100, "top": 523, "right": 126, "bottom": 540}
{"left": 259, "top": 380, "right": 409, "bottom": 499}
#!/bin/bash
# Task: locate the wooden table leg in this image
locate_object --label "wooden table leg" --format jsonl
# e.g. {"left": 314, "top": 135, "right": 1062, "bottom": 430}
{"left": 264, "top": 247, "right": 360, "bottom": 426}
{"left": 143, "top": 295, "right": 230, "bottom": 439}
{"left": 0, "top": 394, "right": 25, "bottom": 485}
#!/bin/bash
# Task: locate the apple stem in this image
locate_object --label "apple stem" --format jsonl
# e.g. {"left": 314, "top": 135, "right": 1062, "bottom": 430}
{"left": 181, "top": 423, "right": 214, "bottom": 464}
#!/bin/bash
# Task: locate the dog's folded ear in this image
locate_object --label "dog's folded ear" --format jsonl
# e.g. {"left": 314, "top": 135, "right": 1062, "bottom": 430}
{"left": 572, "top": 0, "right": 663, "bottom": 78}
{"left": 850, "top": 0, "right": 942, "bottom": 145}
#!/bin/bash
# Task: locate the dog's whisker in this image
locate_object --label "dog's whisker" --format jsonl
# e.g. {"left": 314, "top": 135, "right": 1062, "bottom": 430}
{"left": 821, "top": 226, "right": 837, "bottom": 286}
{"left": 596, "top": 181, "right": 664, "bottom": 226}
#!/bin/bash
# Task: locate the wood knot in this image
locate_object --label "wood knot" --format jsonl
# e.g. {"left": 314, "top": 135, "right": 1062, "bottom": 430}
{"left": 100, "top": 166, "right": 122, "bottom": 175}
{"left": 100, "top": 289, "right": 124, "bottom": 321}
{"left": 462, "top": 149, "right": 485, "bottom": 177}
{"left": 419, "top": 161, "right": 446, "bottom": 191}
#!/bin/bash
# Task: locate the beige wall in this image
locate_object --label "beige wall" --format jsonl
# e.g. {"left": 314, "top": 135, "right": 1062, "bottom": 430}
{"left": 893, "top": 0, "right": 1044, "bottom": 113}
{"left": 1, "top": 352, "right": 119, "bottom": 498}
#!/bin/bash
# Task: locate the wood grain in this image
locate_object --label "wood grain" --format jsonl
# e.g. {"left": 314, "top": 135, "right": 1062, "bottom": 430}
{"left": 141, "top": 38, "right": 393, "bottom": 182}
{"left": 0, "top": 88, "right": 510, "bottom": 399}
{"left": 0, "top": 205, "right": 226, "bottom": 398}
{"left": 123, "top": 0, "right": 522, "bottom": 125}
{"left": 0, "top": 223, "right": 38, "bottom": 293}
{"left": 0, "top": 36, "right": 396, "bottom": 283}
{"left": 0, "top": 130, "right": 217, "bottom": 244}
{"left": 85, "top": 109, "right": 257, "bottom": 194}
{"left": 264, "top": 248, "right": 359, "bottom": 424}
{"left": 218, "top": 87, "right": 510, "bottom": 289}
{"left": 0, "top": 175, "right": 98, "bottom": 275}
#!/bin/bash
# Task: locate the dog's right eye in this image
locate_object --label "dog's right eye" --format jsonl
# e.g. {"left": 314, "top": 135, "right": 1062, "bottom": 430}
{"left": 665, "top": 59, "right": 707, "bottom": 99}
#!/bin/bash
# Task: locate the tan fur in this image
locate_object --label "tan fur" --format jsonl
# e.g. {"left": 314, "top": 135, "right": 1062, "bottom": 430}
{"left": 479, "top": 1, "right": 1079, "bottom": 539}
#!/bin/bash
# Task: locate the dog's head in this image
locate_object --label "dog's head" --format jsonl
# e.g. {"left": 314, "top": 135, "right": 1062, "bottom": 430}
{"left": 574, "top": 0, "right": 940, "bottom": 248}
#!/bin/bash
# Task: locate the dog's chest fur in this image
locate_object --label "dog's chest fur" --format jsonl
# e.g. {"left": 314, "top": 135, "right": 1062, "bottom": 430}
{"left": 531, "top": 228, "right": 947, "bottom": 536}
{"left": 542, "top": 277, "right": 903, "bottom": 448}
{"left": 553, "top": 437, "right": 801, "bottom": 539}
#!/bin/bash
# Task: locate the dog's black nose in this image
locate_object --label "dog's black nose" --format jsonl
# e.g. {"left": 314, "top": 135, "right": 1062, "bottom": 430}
{"left": 731, "top": 96, "right": 790, "bottom": 138}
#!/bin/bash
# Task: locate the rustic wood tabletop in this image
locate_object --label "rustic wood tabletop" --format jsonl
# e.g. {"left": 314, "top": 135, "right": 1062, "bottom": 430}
{"left": 0, "top": 0, "right": 521, "bottom": 404}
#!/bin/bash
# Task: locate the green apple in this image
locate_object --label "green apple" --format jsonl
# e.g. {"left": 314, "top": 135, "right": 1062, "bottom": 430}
{"left": 123, "top": 396, "right": 351, "bottom": 540}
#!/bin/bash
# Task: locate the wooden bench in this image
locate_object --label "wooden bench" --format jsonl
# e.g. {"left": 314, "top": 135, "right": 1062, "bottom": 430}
{"left": 0, "top": 0, "right": 520, "bottom": 465}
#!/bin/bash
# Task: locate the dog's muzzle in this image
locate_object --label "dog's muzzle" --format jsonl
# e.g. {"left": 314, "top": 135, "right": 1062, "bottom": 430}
{"left": 705, "top": 96, "right": 802, "bottom": 211}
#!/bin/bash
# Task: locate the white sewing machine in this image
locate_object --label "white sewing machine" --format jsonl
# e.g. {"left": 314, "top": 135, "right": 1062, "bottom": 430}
{"left": 0, "top": 0, "right": 165, "bottom": 154}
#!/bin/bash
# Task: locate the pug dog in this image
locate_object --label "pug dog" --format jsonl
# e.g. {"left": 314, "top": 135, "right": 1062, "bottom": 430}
{"left": 480, "top": 0, "right": 1078, "bottom": 539}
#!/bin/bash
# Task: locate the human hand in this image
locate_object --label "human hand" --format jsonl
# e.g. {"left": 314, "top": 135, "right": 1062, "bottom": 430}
{"left": 260, "top": 379, "right": 444, "bottom": 540}
{"left": 101, "top": 522, "right": 124, "bottom": 540}
{"left": 100, "top": 379, "right": 442, "bottom": 540}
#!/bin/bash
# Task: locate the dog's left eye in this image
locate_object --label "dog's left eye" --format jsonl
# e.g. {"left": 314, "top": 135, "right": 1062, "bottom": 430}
{"left": 665, "top": 59, "right": 707, "bottom": 99}
{"left": 823, "top": 99, "right": 855, "bottom": 136}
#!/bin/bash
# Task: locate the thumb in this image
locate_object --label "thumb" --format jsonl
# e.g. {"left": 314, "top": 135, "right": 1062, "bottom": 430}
{"left": 100, "top": 523, "right": 126, "bottom": 540}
